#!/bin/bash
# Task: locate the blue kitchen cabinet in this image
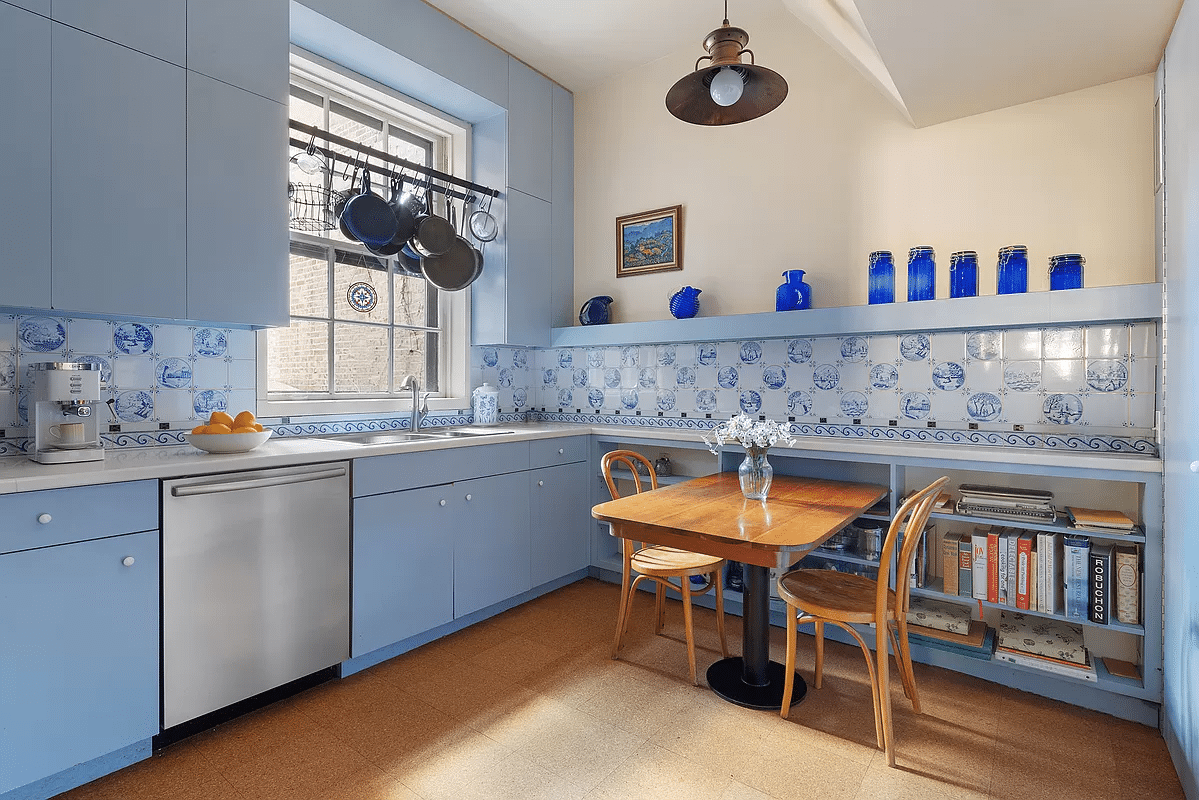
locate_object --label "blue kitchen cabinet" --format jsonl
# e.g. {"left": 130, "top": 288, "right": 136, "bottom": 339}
{"left": 352, "top": 483, "right": 455, "bottom": 659}
{"left": 475, "top": 188, "right": 551, "bottom": 347}
{"left": 530, "top": 461, "right": 591, "bottom": 587}
{"left": 186, "top": 71, "right": 289, "bottom": 327}
{"left": 0, "top": 3, "right": 51, "bottom": 311}
{"left": 3, "top": 0, "right": 49, "bottom": 15}
{"left": 50, "top": 21, "right": 187, "bottom": 320}
{"left": 187, "top": 0, "right": 287, "bottom": 104}
{"left": 0, "top": 531, "right": 159, "bottom": 797}
{"left": 550, "top": 83, "right": 575, "bottom": 329}
{"left": 507, "top": 56, "right": 552, "bottom": 202}
{"left": 454, "top": 470, "right": 532, "bottom": 618}
{"left": 51, "top": 0, "right": 185, "bottom": 66}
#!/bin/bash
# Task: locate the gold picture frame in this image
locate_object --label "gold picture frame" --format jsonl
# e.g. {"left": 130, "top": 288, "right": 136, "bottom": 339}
{"left": 616, "top": 205, "right": 682, "bottom": 278}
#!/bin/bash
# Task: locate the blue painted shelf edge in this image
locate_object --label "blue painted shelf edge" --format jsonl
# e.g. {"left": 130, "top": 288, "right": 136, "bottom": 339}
{"left": 551, "top": 283, "right": 1163, "bottom": 348}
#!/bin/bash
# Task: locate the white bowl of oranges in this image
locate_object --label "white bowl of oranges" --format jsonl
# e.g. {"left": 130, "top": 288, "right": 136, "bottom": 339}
{"left": 184, "top": 411, "right": 272, "bottom": 454}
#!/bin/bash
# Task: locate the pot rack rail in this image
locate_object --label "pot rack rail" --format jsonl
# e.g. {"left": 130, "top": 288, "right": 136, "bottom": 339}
{"left": 289, "top": 119, "right": 500, "bottom": 203}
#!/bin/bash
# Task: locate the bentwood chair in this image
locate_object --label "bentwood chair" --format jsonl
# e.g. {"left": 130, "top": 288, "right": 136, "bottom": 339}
{"left": 601, "top": 450, "right": 729, "bottom": 684}
{"left": 777, "top": 476, "right": 950, "bottom": 766}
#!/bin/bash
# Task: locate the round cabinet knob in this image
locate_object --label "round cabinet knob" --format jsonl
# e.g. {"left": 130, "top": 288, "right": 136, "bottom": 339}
{"left": 465, "top": 494, "right": 472, "bottom": 501}
{"left": 439, "top": 499, "right": 447, "bottom": 507}
{"left": 122, "top": 556, "right": 135, "bottom": 567}
{"left": 1192, "top": 461, "right": 1199, "bottom": 474}
{"left": 37, "top": 513, "right": 52, "bottom": 524}
{"left": 558, "top": 448, "right": 564, "bottom": 454}
{"left": 538, "top": 480, "right": 544, "bottom": 487}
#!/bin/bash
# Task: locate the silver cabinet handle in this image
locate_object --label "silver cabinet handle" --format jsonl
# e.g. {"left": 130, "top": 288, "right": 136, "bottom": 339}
{"left": 122, "top": 556, "right": 135, "bottom": 567}
{"left": 439, "top": 499, "right": 447, "bottom": 507}
{"left": 37, "top": 513, "right": 52, "bottom": 524}
{"left": 538, "top": 480, "right": 544, "bottom": 487}
{"left": 558, "top": 448, "right": 564, "bottom": 454}
{"left": 465, "top": 494, "right": 472, "bottom": 501}
{"left": 171, "top": 465, "right": 347, "bottom": 496}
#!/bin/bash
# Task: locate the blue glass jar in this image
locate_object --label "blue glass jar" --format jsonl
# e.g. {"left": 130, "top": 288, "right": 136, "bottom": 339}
{"left": 1049, "top": 253, "right": 1085, "bottom": 290}
{"left": 868, "top": 251, "right": 894, "bottom": 304}
{"left": 949, "top": 250, "right": 978, "bottom": 298}
{"left": 775, "top": 270, "right": 812, "bottom": 310}
{"left": 907, "top": 246, "right": 936, "bottom": 301}
{"left": 997, "top": 245, "right": 1028, "bottom": 295}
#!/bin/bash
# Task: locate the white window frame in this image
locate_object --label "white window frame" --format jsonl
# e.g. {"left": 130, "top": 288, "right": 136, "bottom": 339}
{"left": 257, "top": 48, "right": 472, "bottom": 418}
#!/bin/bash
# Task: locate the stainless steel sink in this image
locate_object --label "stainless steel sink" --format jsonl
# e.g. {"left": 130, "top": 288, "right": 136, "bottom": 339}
{"left": 308, "top": 428, "right": 515, "bottom": 446}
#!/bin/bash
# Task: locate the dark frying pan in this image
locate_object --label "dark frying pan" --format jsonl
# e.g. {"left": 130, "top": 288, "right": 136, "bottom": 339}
{"left": 330, "top": 164, "right": 360, "bottom": 241}
{"left": 420, "top": 199, "right": 478, "bottom": 291}
{"left": 398, "top": 243, "right": 425, "bottom": 278}
{"left": 367, "top": 176, "right": 419, "bottom": 257}
{"left": 342, "top": 170, "right": 398, "bottom": 249}
{"left": 410, "top": 190, "right": 456, "bottom": 257}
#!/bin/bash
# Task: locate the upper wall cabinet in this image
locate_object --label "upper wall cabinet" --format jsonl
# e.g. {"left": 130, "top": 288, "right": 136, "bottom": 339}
{"left": 187, "top": 0, "right": 288, "bottom": 104}
{"left": 507, "top": 57, "right": 552, "bottom": 202}
{"left": 550, "top": 84, "right": 574, "bottom": 329}
{"left": 0, "top": 3, "right": 51, "bottom": 310}
{"left": 51, "top": 0, "right": 185, "bottom": 66}
{"left": 4, "top": 0, "right": 49, "bottom": 16}
{"left": 186, "top": 73, "right": 289, "bottom": 327}
{"left": 51, "top": 22, "right": 188, "bottom": 319}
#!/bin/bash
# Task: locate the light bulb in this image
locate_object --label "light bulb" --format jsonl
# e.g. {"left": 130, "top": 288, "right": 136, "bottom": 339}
{"left": 709, "top": 66, "right": 744, "bottom": 107}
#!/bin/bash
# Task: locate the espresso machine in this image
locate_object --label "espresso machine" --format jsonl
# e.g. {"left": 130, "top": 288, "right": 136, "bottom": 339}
{"left": 29, "top": 362, "right": 105, "bottom": 464}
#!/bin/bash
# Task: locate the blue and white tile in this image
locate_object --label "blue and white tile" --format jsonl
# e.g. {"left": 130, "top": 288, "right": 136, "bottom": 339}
{"left": 868, "top": 390, "right": 899, "bottom": 422}
{"left": 695, "top": 389, "right": 718, "bottom": 414}
{"left": 0, "top": 390, "right": 14, "bottom": 428}
{"left": 838, "top": 391, "right": 869, "bottom": 419}
{"left": 0, "top": 355, "right": 16, "bottom": 391}
{"left": 810, "top": 388, "right": 840, "bottom": 419}
{"left": 1042, "top": 327, "right": 1084, "bottom": 359}
{"left": 692, "top": 365, "right": 715, "bottom": 390}
{"left": 786, "top": 390, "right": 814, "bottom": 418}
{"left": 1129, "top": 358, "right": 1157, "bottom": 393}
{"left": 617, "top": 388, "right": 639, "bottom": 411}
{"left": 637, "top": 367, "right": 657, "bottom": 389}
{"left": 1130, "top": 322, "right": 1157, "bottom": 358}
{"left": 0, "top": 317, "right": 16, "bottom": 353}
{"left": 1083, "top": 391, "right": 1128, "bottom": 427}
{"left": 1042, "top": 393, "right": 1085, "bottom": 425}
{"left": 225, "top": 390, "right": 255, "bottom": 416}
{"left": 675, "top": 365, "right": 698, "bottom": 388}
{"left": 1003, "top": 361, "right": 1041, "bottom": 392}
{"left": 227, "top": 329, "right": 257, "bottom": 360}
{"left": 897, "top": 360, "right": 932, "bottom": 392}
{"left": 193, "top": 327, "right": 229, "bottom": 358}
{"left": 929, "top": 332, "right": 964, "bottom": 362}
{"left": 717, "top": 389, "right": 741, "bottom": 414}
{"left": 929, "top": 391, "right": 965, "bottom": 422}
{"left": 839, "top": 336, "right": 868, "bottom": 363}
{"left": 695, "top": 342, "right": 718, "bottom": 366}
{"left": 786, "top": 338, "right": 814, "bottom": 364}
{"left": 1085, "top": 325, "right": 1128, "bottom": 359}
{"left": 716, "top": 341, "right": 741, "bottom": 366}
{"left": 870, "top": 335, "right": 899, "bottom": 364}
{"left": 113, "top": 322, "right": 156, "bottom": 356}
{"left": 738, "top": 340, "right": 765, "bottom": 364}
{"left": 619, "top": 367, "right": 639, "bottom": 388}
{"left": 113, "top": 389, "right": 155, "bottom": 422}
{"left": 655, "top": 388, "right": 678, "bottom": 414}
{"left": 1002, "top": 390, "right": 1042, "bottom": 424}
{"left": 673, "top": 388, "right": 694, "bottom": 414}
{"left": 930, "top": 361, "right": 966, "bottom": 391}
{"left": 837, "top": 362, "right": 868, "bottom": 393}
{"left": 228, "top": 359, "right": 256, "bottom": 390}
{"left": 761, "top": 364, "right": 788, "bottom": 391}
{"left": 1085, "top": 359, "right": 1129, "bottom": 392}
{"left": 810, "top": 337, "right": 841, "bottom": 364}
{"left": 1129, "top": 393, "right": 1156, "bottom": 429}
{"left": 155, "top": 357, "right": 194, "bottom": 389}
{"left": 760, "top": 338, "right": 787, "bottom": 366}
{"left": 739, "top": 389, "right": 764, "bottom": 415}
{"left": 965, "top": 391, "right": 1003, "bottom": 423}
{"left": 812, "top": 363, "right": 840, "bottom": 392}
{"left": 898, "top": 333, "right": 931, "bottom": 362}
{"left": 965, "top": 360, "right": 1002, "bottom": 391}
{"left": 192, "top": 358, "right": 229, "bottom": 390}
{"left": 18, "top": 316, "right": 67, "bottom": 353}
{"left": 152, "top": 324, "right": 193, "bottom": 360}
{"left": 1004, "top": 328, "right": 1042, "bottom": 360}
{"left": 1041, "top": 359, "right": 1084, "bottom": 392}
{"left": 112, "top": 355, "right": 156, "bottom": 389}
{"left": 965, "top": 330, "right": 1003, "bottom": 361}
{"left": 155, "top": 389, "right": 194, "bottom": 422}
{"left": 66, "top": 318, "right": 113, "bottom": 353}
{"left": 898, "top": 391, "right": 931, "bottom": 422}
{"left": 656, "top": 344, "right": 677, "bottom": 366}
{"left": 672, "top": 344, "right": 696, "bottom": 367}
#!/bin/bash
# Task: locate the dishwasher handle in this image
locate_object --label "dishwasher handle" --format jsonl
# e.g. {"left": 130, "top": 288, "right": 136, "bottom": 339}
{"left": 170, "top": 465, "right": 348, "bottom": 497}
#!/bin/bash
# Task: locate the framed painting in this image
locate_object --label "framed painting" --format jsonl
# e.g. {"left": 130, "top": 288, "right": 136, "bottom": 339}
{"left": 616, "top": 205, "right": 682, "bottom": 278}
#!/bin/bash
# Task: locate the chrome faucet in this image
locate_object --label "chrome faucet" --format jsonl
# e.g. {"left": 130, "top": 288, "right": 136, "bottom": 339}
{"left": 400, "top": 375, "right": 429, "bottom": 432}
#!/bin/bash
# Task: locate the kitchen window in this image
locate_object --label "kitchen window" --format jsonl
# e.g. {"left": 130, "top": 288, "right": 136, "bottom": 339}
{"left": 258, "top": 53, "right": 470, "bottom": 417}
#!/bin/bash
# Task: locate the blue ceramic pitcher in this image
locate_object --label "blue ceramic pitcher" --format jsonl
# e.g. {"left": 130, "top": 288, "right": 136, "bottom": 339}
{"left": 775, "top": 269, "right": 812, "bottom": 311}
{"left": 669, "top": 286, "right": 701, "bottom": 319}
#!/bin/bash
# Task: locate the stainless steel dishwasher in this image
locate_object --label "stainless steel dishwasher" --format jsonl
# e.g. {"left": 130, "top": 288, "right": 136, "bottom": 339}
{"left": 161, "top": 462, "right": 350, "bottom": 728}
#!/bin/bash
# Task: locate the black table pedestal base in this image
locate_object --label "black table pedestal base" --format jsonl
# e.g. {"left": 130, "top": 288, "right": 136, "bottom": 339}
{"left": 706, "top": 657, "right": 805, "bottom": 710}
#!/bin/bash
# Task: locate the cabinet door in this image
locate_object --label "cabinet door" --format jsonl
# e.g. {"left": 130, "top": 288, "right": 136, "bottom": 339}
{"left": 352, "top": 484, "right": 454, "bottom": 658}
{"left": 0, "top": 531, "right": 159, "bottom": 795}
{"left": 186, "top": 72, "right": 289, "bottom": 327}
{"left": 530, "top": 461, "right": 591, "bottom": 587}
{"left": 5, "top": 0, "right": 50, "bottom": 15}
{"left": 454, "top": 471, "right": 531, "bottom": 618}
{"left": 0, "top": 3, "right": 51, "bottom": 310}
{"left": 51, "top": 0, "right": 185, "bottom": 65}
{"left": 51, "top": 23, "right": 187, "bottom": 319}
{"left": 550, "top": 84, "right": 574, "bottom": 329}
{"left": 504, "top": 188, "right": 552, "bottom": 347}
{"left": 187, "top": 0, "right": 288, "bottom": 103}
{"left": 508, "top": 57, "right": 552, "bottom": 201}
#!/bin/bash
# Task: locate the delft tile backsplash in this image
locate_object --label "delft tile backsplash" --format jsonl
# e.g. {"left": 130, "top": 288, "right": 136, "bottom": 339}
{"left": 0, "top": 313, "right": 1159, "bottom": 456}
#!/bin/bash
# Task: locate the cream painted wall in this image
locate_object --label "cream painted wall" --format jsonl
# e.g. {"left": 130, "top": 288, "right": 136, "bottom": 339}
{"left": 574, "top": 6, "right": 1155, "bottom": 325}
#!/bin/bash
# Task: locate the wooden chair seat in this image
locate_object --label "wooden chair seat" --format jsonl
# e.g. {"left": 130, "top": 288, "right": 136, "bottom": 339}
{"left": 632, "top": 546, "right": 724, "bottom": 578}
{"left": 776, "top": 569, "right": 896, "bottom": 624}
{"left": 601, "top": 450, "right": 729, "bottom": 684}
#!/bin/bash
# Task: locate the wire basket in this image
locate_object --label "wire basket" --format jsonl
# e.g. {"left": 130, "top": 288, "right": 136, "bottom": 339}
{"left": 288, "top": 182, "right": 337, "bottom": 232}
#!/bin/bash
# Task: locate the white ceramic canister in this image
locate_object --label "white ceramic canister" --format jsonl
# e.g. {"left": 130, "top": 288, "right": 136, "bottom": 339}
{"left": 472, "top": 382, "right": 499, "bottom": 426}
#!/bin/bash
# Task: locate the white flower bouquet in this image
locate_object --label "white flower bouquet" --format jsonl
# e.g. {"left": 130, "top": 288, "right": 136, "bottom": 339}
{"left": 703, "top": 413, "right": 795, "bottom": 455}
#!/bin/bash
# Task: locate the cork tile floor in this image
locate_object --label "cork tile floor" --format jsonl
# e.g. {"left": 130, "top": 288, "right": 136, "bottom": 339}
{"left": 60, "top": 578, "right": 1183, "bottom": 800}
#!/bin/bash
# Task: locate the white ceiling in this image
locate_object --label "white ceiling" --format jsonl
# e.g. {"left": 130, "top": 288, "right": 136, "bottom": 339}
{"left": 420, "top": 0, "right": 1182, "bottom": 127}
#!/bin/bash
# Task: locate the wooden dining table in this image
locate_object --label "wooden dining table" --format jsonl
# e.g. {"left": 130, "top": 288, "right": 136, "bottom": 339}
{"left": 592, "top": 471, "right": 888, "bottom": 710}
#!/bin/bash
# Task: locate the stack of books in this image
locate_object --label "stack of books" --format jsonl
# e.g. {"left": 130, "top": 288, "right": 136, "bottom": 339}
{"left": 995, "top": 612, "right": 1096, "bottom": 682}
{"left": 941, "top": 527, "right": 1062, "bottom": 612}
{"left": 906, "top": 597, "right": 995, "bottom": 660}
{"left": 955, "top": 484, "right": 1056, "bottom": 523}
{"left": 1066, "top": 506, "right": 1138, "bottom": 534}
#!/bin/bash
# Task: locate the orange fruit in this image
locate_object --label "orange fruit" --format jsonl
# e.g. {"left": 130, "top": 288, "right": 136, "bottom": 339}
{"left": 233, "top": 411, "right": 256, "bottom": 428}
{"left": 191, "top": 424, "right": 207, "bottom": 434}
{"left": 231, "top": 426, "right": 257, "bottom": 434}
{"left": 253, "top": 423, "right": 264, "bottom": 432}
{"left": 206, "top": 423, "right": 233, "bottom": 435}
{"left": 209, "top": 411, "right": 235, "bottom": 428}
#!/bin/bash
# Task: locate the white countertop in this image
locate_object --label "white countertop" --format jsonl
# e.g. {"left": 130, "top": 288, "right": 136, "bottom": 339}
{"left": 0, "top": 421, "right": 1160, "bottom": 494}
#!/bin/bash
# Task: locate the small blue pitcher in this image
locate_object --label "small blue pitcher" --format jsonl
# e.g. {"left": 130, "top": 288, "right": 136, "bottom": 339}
{"left": 775, "top": 270, "right": 812, "bottom": 311}
{"left": 669, "top": 286, "right": 702, "bottom": 319}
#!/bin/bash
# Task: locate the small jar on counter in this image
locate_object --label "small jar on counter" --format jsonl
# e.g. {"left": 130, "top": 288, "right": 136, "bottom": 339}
{"left": 1049, "top": 253, "right": 1085, "bottom": 290}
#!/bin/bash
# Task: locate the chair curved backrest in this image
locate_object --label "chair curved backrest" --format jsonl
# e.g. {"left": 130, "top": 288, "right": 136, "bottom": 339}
{"left": 600, "top": 450, "right": 658, "bottom": 500}
{"left": 874, "top": 476, "right": 950, "bottom": 624}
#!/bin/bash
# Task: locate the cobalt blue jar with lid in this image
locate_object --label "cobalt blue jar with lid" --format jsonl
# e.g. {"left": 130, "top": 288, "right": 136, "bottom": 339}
{"left": 1049, "top": 253, "right": 1084, "bottom": 290}
{"left": 868, "top": 251, "right": 894, "bottom": 304}
{"left": 997, "top": 245, "right": 1028, "bottom": 295}
{"left": 949, "top": 250, "right": 978, "bottom": 298}
{"left": 907, "top": 246, "right": 935, "bottom": 301}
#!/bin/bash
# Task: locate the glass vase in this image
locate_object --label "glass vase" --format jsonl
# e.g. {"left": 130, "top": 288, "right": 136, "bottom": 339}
{"left": 738, "top": 448, "right": 773, "bottom": 500}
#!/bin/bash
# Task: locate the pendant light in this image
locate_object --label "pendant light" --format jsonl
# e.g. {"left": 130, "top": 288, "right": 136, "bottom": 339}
{"left": 666, "top": 0, "right": 788, "bottom": 125}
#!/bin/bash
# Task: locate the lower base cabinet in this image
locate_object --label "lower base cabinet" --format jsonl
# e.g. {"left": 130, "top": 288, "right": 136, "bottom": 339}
{"left": 453, "top": 471, "right": 531, "bottom": 618}
{"left": 530, "top": 461, "right": 590, "bottom": 586}
{"left": 0, "top": 531, "right": 159, "bottom": 795}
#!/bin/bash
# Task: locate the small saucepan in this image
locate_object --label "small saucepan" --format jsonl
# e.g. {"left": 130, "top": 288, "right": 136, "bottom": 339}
{"left": 341, "top": 170, "right": 398, "bottom": 249}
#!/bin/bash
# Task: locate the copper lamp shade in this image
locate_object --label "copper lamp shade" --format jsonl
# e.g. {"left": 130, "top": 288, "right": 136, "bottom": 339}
{"left": 666, "top": 15, "right": 788, "bottom": 126}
